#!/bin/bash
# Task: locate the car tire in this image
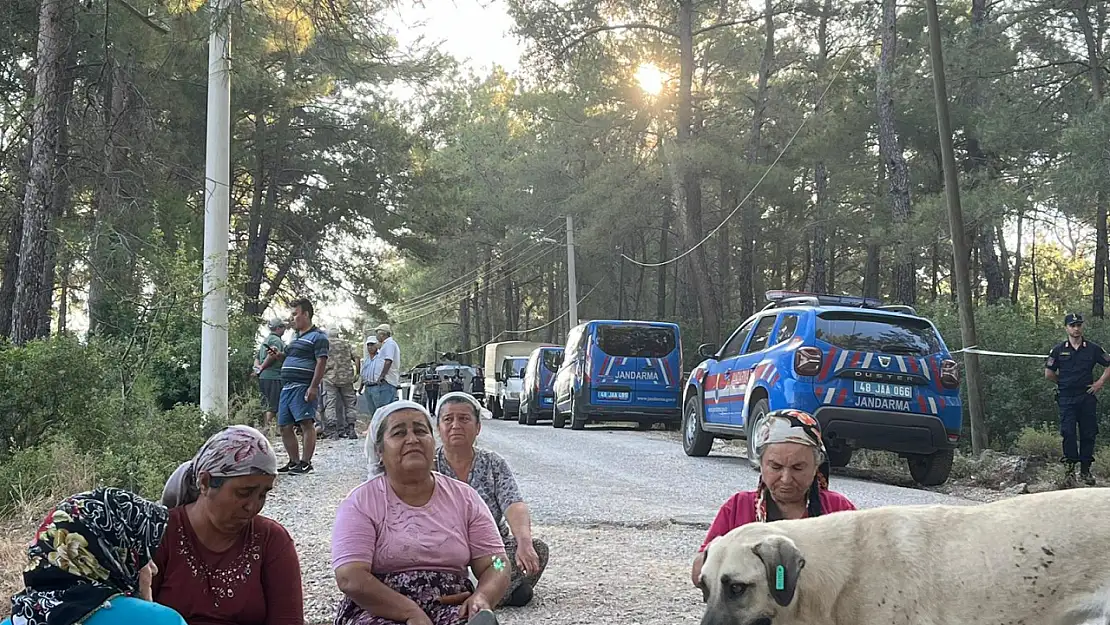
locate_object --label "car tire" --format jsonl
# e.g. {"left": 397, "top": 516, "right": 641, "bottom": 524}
{"left": 906, "top": 448, "right": 954, "bottom": 486}
{"left": 636, "top": 421, "right": 653, "bottom": 431}
{"left": 826, "top": 447, "right": 853, "bottom": 468}
{"left": 682, "top": 395, "right": 714, "bottom": 457}
{"left": 517, "top": 405, "right": 527, "bottom": 425}
{"left": 745, "top": 398, "right": 770, "bottom": 470}
{"left": 570, "top": 396, "right": 587, "bottom": 430}
{"left": 491, "top": 399, "right": 503, "bottom": 421}
{"left": 526, "top": 409, "right": 539, "bottom": 426}
{"left": 553, "top": 405, "right": 566, "bottom": 429}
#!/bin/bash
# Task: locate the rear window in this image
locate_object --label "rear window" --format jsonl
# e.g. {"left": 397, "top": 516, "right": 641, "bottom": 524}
{"left": 542, "top": 350, "right": 563, "bottom": 372}
{"left": 815, "top": 312, "right": 941, "bottom": 356}
{"left": 596, "top": 324, "right": 677, "bottom": 358}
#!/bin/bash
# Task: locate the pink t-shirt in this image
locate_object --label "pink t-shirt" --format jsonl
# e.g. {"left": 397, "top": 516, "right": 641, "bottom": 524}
{"left": 698, "top": 489, "right": 857, "bottom": 552}
{"left": 331, "top": 473, "right": 505, "bottom": 576}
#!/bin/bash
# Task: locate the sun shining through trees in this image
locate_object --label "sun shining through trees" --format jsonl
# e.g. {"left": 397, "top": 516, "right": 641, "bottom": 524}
{"left": 635, "top": 63, "right": 666, "bottom": 95}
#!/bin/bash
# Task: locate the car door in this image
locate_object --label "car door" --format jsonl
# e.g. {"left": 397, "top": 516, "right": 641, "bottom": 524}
{"left": 703, "top": 319, "right": 756, "bottom": 425}
{"left": 555, "top": 325, "right": 585, "bottom": 412}
{"left": 732, "top": 314, "right": 780, "bottom": 426}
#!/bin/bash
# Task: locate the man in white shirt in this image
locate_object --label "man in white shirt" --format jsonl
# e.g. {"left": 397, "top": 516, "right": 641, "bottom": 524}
{"left": 368, "top": 324, "right": 401, "bottom": 410}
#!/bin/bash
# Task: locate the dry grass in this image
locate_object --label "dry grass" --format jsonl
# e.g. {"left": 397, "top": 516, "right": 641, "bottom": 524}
{"left": 0, "top": 452, "right": 98, "bottom": 618}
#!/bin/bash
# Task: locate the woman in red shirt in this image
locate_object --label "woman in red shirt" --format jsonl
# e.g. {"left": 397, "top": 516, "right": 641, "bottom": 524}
{"left": 154, "top": 425, "right": 304, "bottom": 625}
{"left": 690, "top": 409, "right": 856, "bottom": 586}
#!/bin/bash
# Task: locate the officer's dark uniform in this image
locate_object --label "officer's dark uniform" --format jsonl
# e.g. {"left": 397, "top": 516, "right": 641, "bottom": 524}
{"left": 1045, "top": 313, "right": 1109, "bottom": 480}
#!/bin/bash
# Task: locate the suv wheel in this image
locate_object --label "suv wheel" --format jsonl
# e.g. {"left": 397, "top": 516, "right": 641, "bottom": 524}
{"left": 906, "top": 449, "right": 954, "bottom": 486}
{"left": 525, "top": 408, "right": 539, "bottom": 426}
{"left": 491, "top": 399, "right": 503, "bottom": 420}
{"left": 744, "top": 398, "right": 770, "bottom": 470}
{"left": 826, "top": 447, "right": 853, "bottom": 468}
{"left": 517, "top": 404, "right": 527, "bottom": 425}
{"left": 570, "top": 396, "right": 587, "bottom": 430}
{"left": 682, "top": 395, "right": 714, "bottom": 457}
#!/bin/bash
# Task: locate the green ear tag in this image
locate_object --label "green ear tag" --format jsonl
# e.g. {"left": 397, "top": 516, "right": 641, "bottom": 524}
{"left": 775, "top": 565, "right": 785, "bottom": 591}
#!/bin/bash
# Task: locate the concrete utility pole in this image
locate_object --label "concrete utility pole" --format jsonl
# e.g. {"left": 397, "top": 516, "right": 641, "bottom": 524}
{"left": 925, "top": 0, "right": 989, "bottom": 453}
{"left": 199, "top": 0, "right": 232, "bottom": 418}
{"left": 566, "top": 215, "right": 579, "bottom": 328}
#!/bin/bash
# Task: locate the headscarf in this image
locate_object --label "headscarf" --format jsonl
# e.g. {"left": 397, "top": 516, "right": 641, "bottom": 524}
{"left": 10, "top": 488, "right": 169, "bottom": 625}
{"left": 751, "top": 409, "right": 831, "bottom": 522}
{"left": 433, "top": 391, "right": 491, "bottom": 423}
{"left": 365, "top": 400, "right": 434, "bottom": 478}
{"left": 161, "top": 425, "right": 278, "bottom": 508}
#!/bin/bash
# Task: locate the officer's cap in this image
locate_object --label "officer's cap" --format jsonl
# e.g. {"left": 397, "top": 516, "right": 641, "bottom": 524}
{"left": 1065, "top": 312, "right": 1085, "bottom": 326}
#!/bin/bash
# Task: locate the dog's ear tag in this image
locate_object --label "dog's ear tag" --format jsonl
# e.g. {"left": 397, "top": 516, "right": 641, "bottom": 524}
{"left": 775, "top": 565, "right": 785, "bottom": 591}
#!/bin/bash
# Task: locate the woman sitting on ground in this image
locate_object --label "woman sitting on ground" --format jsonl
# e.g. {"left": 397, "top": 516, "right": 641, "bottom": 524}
{"left": 336, "top": 401, "right": 507, "bottom": 625}
{"left": 690, "top": 409, "right": 856, "bottom": 586}
{"left": 433, "top": 391, "right": 549, "bottom": 607}
{"left": 5, "top": 487, "right": 186, "bottom": 625}
{"left": 155, "top": 425, "right": 304, "bottom": 625}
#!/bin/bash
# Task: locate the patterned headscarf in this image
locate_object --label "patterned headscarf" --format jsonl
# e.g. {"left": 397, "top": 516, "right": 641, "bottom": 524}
{"left": 751, "top": 409, "right": 831, "bottom": 522}
{"left": 10, "top": 488, "right": 169, "bottom": 625}
{"left": 161, "top": 425, "right": 278, "bottom": 508}
{"left": 365, "top": 400, "right": 434, "bottom": 478}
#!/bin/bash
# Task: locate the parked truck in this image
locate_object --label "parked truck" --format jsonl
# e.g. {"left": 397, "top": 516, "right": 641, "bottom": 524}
{"left": 485, "top": 341, "right": 556, "bottom": 419}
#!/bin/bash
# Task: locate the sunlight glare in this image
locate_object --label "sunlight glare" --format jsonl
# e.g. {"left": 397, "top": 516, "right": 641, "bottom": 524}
{"left": 635, "top": 63, "right": 666, "bottom": 96}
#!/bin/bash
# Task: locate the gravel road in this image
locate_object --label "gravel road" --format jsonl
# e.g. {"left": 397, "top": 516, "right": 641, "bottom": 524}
{"left": 264, "top": 418, "right": 979, "bottom": 625}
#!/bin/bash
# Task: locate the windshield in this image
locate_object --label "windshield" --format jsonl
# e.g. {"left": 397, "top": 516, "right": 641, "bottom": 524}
{"left": 815, "top": 312, "right": 942, "bottom": 356}
{"left": 542, "top": 349, "right": 563, "bottom": 372}
{"left": 596, "top": 324, "right": 677, "bottom": 358}
{"left": 508, "top": 358, "right": 528, "bottom": 377}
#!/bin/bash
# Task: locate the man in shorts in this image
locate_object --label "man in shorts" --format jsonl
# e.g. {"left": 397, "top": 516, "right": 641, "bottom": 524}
{"left": 277, "top": 297, "right": 329, "bottom": 475}
{"left": 252, "top": 318, "right": 286, "bottom": 428}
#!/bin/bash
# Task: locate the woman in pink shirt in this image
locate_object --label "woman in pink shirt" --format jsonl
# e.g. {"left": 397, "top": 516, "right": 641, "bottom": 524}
{"left": 690, "top": 409, "right": 856, "bottom": 586}
{"left": 333, "top": 401, "right": 508, "bottom": 625}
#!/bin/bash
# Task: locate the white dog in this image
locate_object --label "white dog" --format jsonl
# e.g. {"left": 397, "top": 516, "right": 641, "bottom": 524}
{"left": 698, "top": 488, "right": 1110, "bottom": 625}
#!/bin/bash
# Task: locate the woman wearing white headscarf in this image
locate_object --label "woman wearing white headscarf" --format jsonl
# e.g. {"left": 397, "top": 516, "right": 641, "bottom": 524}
{"left": 335, "top": 401, "right": 505, "bottom": 625}
{"left": 154, "top": 425, "right": 304, "bottom": 625}
{"left": 432, "top": 392, "right": 548, "bottom": 608}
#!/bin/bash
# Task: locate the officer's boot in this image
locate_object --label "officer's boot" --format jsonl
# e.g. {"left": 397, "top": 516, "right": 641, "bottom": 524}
{"left": 1062, "top": 461, "right": 1079, "bottom": 488}
{"left": 1080, "top": 462, "right": 1096, "bottom": 486}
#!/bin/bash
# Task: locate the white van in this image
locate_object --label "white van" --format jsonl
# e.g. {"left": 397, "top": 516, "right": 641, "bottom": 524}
{"left": 484, "top": 341, "right": 554, "bottom": 419}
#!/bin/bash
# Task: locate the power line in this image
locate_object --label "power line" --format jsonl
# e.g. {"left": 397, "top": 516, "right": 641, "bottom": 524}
{"left": 622, "top": 39, "right": 864, "bottom": 269}
{"left": 453, "top": 280, "right": 604, "bottom": 355}
{"left": 393, "top": 243, "right": 559, "bottom": 324}
{"left": 394, "top": 216, "right": 565, "bottom": 313}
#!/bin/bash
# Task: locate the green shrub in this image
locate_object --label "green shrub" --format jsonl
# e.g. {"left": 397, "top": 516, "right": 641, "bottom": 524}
{"left": 1093, "top": 447, "right": 1110, "bottom": 479}
{"left": 1013, "top": 425, "right": 1061, "bottom": 460}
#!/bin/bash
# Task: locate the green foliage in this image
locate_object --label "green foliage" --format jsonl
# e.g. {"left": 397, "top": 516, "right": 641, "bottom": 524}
{"left": 1013, "top": 425, "right": 1061, "bottom": 461}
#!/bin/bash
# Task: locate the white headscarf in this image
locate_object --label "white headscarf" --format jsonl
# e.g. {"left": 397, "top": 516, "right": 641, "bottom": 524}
{"left": 365, "top": 400, "right": 433, "bottom": 478}
{"left": 433, "top": 391, "right": 492, "bottom": 422}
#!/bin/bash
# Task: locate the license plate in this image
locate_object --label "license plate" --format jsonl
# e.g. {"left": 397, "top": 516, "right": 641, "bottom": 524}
{"left": 598, "top": 390, "right": 630, "bottom": 401}
{"left": 853, "top": 381, "right": 913, "bottom": 399}
{"left": 541, "top": 396, "right": 553, "bottom": 405}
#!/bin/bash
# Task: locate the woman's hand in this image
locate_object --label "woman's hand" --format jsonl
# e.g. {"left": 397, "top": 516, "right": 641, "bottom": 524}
{"left": 459, "top": 591, "right": 493, "bottom": 618}
{"left": 515, "top": 540, "right": 541, "bottom": 576}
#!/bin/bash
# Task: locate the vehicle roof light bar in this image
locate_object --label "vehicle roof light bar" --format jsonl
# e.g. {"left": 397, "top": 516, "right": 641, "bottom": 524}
{"left": 764, "top": 290, "right": 885, "bottom": 309}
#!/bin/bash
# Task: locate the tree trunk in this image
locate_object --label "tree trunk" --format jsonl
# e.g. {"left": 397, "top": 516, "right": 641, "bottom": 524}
{"left": 931, "top": 240, "right": 940, "bottom": 301}
{"left": 12, "top": 0, "right": 74, "bottom": 343}
{"left": 675, "top": 0, "right": 722, "bottom": 340}
{"left": 459, "top": 289, "right": 471, "bottom": 356}
{"left": 1011, "top": 209, "right": 1023, "bottom": 304}
{"left": 0, "top": 199, "right": 24, "bottom": 339}
{"left": 808, "top": 0, "right": 832, "bottom": 294}
{"left": 482, "top": 251, "right": 492, "bottom": 340}
{"left": 1075, "top": 1, "right": 1106, "bottom": 316}
{"left": 546, "top": 265, "right": 558, "bottom": 343}
{"left": 737, "top": 0, "right": 775, "bottom": 321}
{"left": 657, "top": 194, "right": 670, "bottom": 319}
{"left": 863, "top": 243, "right": 881, "bottom": 299}
{"left": 717, "top": 179, "right": 733, "bottom": 317}
{"left": 978, "top": 225, "right": 1007, "bottom": 304}
{"left": 876, "top": 0, "right": 915, "bottom": 306}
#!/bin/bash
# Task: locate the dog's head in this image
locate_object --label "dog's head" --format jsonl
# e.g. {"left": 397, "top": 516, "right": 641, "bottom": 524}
{"left": 698, "top": 524, "right": 806, "bottom": 625}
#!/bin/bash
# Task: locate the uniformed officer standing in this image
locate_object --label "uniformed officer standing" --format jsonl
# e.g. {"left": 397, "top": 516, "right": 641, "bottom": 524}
{"left": 1044, "top": 312, "right": 1110, "bottom": 486}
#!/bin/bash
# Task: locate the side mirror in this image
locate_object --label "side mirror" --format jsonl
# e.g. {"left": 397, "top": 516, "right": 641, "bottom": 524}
{"left": 698, "top": 343, "right": 719, "bottom": 359}
{"left": 495, "top": 373, "right": 503, "bottom": 382}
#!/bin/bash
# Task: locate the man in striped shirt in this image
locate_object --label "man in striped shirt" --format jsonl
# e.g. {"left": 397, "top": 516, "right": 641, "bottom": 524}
{"left": 277, "top": 297, "right": 329, "bottom": 474}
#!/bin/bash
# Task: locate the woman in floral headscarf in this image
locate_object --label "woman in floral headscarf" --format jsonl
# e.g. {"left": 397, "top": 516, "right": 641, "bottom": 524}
{"left": 689, "top": 409, "right": 856, "bottom": 586}
{"left": 153, "top": 425, "right": 304, "bottom": 625}
{"left": 4, "top": 487, "right": 185, "bottom": 625}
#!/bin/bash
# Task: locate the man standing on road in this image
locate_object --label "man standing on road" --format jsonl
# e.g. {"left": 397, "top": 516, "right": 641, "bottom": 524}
{"left": 368, "top": 323, "right": 400, "bottom": 409}
{"left": 322, "top": 332, "right": 359, "bottom": 439}
{"left": 277, "top": 297, "right": 329, "bottom": 475}
{"left": 252, "top": 318, "right": 286, "bottom": 429}
{"left": 1045, "top": 312, "right": 1110, "bottom": 486}
{"left": 359, "top": 336, "right": 382, "bottom": 416}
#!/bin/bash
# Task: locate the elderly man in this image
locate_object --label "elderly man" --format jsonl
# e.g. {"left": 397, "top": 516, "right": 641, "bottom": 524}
{"left": 359, "top": 336, "right": 382, "bottom": 415}
{"left": 366, "top": 323, "right": 401, "bottom": 410}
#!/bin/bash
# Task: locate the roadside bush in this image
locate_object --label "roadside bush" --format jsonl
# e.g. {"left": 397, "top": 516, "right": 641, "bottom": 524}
{"left": 1012, "top": 425, "right": 1061, "bottom": 460}
{"left": 1093, "top": 447, "right": 1110, "bottom": 479}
